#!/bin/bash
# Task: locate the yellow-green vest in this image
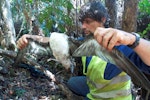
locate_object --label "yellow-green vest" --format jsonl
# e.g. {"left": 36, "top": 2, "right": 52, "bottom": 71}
{"left": 82, "top": 56, "right": 132, "bottom": 100}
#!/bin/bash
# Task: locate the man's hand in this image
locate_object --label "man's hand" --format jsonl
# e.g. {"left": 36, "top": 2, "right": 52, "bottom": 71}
{"left": 17, "top": 34, "right": 50, "bottom": 50}
{"left": 17, "top": 34, "right": 30, "bottom": 50}
{"left": 94, "top": 27, "right": 136, "bottom": 51}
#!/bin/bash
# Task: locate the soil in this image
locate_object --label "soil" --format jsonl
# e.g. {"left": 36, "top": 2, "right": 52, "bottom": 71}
{"left": 0, "top": 56, "right": 83, "bottom": 100}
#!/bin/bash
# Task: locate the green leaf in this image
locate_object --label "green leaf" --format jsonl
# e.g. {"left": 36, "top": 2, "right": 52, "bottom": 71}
{"left": 26, "top": 0, "right": 32, "bottom": 3}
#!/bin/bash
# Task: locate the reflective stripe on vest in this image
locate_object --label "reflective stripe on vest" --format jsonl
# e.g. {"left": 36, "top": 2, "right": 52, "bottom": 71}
{"left": 87, "top": 75, "right": 130, "bottom": 89}
{"left": 91, "top": 88, "right": 131, "bottom": 98}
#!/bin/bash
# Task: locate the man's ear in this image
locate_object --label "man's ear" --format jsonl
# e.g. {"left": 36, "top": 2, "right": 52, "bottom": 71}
{"left": 101, "top": 17, "right": 106, "bottom": 24}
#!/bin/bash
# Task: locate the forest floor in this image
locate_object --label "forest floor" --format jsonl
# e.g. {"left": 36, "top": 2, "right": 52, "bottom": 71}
{"left": 0, "top": 55, "right": 83, "bottom": 100}
{"left": 0, "top": 47, "right": 149, "bottom": 100}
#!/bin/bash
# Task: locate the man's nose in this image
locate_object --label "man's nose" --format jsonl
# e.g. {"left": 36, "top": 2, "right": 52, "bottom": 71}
{"left": 81, "top": 23, "right": 87, "bottom": 29}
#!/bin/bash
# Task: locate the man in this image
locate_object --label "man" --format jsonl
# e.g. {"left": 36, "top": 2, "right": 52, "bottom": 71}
{"left": 67, "top": 1, "right": 150, "bottom": 100}
{"left": 17, "top": 1, "right": 150, "bottom": 100}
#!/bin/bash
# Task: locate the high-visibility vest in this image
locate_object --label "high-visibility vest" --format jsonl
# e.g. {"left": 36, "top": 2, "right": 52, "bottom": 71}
{"left": 82, "top": 56, "right": 132, "bottom": 100}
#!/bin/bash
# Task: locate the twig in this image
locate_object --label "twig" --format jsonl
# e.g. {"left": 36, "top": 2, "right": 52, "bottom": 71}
{"left": 0, "top": 48, "right": 83, "bottom": 99}
{"left": 0, "top": 48, "right": 57, "bottom": 82}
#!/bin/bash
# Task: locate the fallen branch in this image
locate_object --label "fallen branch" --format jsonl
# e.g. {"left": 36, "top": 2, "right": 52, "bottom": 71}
{"left": 0, "top": 48, "right": 57, "bottom": 82}
{"left": 0, "top": 48, "right": 81, "bottom": 99}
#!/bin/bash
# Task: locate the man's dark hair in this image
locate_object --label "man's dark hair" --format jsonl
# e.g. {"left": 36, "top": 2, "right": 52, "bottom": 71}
{"left": 79, "top": 0, "right": 110, "bottom": 27}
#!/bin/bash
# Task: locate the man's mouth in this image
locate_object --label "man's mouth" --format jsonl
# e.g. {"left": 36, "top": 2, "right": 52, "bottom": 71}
{"left": 83, "top": 30, "right": 90, "bottom": 34}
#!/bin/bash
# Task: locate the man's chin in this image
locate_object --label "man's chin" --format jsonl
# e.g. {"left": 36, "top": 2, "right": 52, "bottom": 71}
{"left": 82, "top": 31, "right": 93, "bottom": 36}
{"left": 84, "top": 32, "right": 93, "bottom": 36}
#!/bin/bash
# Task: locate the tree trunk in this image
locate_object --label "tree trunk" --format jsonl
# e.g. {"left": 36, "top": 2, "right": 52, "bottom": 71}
{"left": 0, "top": 0, "right": 16, "bottom": 50}
{"left": 122, "top": 0, "right": 138, "bottom": 32}
{"left": 105, "top": 0, "right": 117, "bottom": 28}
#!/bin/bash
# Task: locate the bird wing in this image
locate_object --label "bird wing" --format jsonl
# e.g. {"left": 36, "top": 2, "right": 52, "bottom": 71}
{"left": 72, "top": 38, "right": 150, "bottom": 92}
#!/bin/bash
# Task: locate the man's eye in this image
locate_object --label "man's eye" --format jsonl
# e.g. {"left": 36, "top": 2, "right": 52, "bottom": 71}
{"left": 85, "top": 20, "right": 90, "bottom": 24}
{"left": 85, "top": 20, "right": 93, "bottom": 24}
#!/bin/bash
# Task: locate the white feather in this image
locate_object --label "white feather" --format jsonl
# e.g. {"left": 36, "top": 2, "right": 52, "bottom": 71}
{"left": 49, "top": 32, "right": 71, "bottom": 69}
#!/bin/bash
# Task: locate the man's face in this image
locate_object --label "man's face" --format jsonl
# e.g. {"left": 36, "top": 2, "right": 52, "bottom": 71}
{"left": 81, "top": 18, "right": 104, "bottom": 35}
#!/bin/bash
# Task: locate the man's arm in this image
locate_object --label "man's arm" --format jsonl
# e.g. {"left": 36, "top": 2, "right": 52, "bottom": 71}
{"left": 134, "top": 38, "right": 150, "bottom": 66}
{"left": 94, "top": 27, "right": 150, "bottom": 66}
{"left": 17, "top": 34, "right": 49, "bottom": 49}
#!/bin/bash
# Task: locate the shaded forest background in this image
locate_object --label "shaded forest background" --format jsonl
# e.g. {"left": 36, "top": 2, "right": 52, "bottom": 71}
{"left": 0, "top": 0, "right": 150, "bottom": 99}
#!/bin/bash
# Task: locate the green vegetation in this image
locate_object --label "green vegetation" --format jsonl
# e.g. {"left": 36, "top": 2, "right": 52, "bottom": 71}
{"left": 11, "top": 0, "right": 75, "bottom": 36}
{"left": 38, "top": 0, "right": 75, "bottom": 34}
{"left": 138, "top": 0, "right": 150, "bottom": 39}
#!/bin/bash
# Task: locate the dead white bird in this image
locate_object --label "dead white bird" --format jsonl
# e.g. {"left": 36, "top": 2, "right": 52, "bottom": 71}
{"left": 49, "top": 32, "right": 76, "bottom": 71}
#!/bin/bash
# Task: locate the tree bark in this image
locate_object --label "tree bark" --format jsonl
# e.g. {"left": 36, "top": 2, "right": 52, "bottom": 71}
{"left": 122, "top": 0, "right": 138, "bottom": 32}
{"left": 0, "top": 0, "right": 16, "bottom": 50}
{"left": 105, "top": 0, "right": 117, "bottom": 28}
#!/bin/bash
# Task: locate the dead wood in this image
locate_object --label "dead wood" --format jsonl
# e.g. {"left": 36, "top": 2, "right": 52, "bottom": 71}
{"left": 0, "top": 48, "right": 82, "bottom": 99}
